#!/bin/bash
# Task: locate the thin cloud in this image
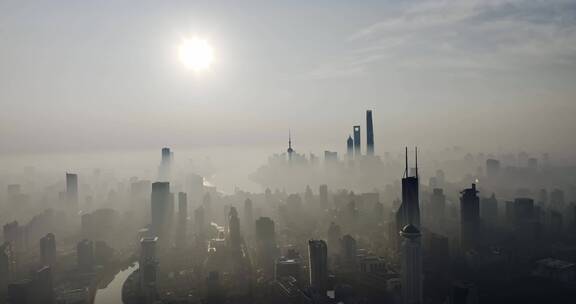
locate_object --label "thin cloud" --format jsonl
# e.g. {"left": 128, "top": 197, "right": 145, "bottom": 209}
{"left": 312, "top": 0, "right": 576, "bottom": 80}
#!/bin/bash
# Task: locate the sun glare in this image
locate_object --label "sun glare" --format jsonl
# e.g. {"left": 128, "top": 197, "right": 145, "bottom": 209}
{"left": 178, "top": 37, "right": 214, "bottom": 71}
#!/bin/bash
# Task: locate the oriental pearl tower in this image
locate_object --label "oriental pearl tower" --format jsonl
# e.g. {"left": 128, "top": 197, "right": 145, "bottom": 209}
{"left": 287, "top": 130, "right": 294, "bottom": 163}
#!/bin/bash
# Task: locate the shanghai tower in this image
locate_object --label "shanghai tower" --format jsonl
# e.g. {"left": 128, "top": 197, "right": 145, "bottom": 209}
{"left": 366, "top": 110, "right": 374, "bottom": 156}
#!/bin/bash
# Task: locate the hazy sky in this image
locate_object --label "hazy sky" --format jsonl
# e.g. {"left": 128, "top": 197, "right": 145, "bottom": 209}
{"left": 1, "top": 0, "right": 575, "bottom": 156}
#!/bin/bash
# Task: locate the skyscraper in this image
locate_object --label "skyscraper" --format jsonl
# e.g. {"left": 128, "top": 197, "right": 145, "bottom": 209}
{"left": 140, "top": 236, "right": 159, "bottom": 303}
{"left": 460, "top": 184, "right": 480, "bottom": 251}
{"left": 308, "top": 240, "right": 328, "bottom": 294}
{"left": 340, "top": 234, "right": 357, "bottom": 271}
{"left": 151, "top": 182, "right": 170, "bottom": 238}
{"left": 66, "top": 173, "right": 78, "bottom": 211}
{"left": 397, "top": 147, "right": 421, "bottom": 230}
{"left": 195, "top": 206, "right": 206, "bottom": 239}
{"left": 346, "top": 135, "right": 354, "bottom": 160}
{"left": 255, "top": 217, "right": 277, "bottom": 277}
{"left": 1, "top": 242, "right": 14, "bottom": 298}
{"left": 366, "top": 110, "right": 374, "bottom": 156}
{"left": 178, "top": 192, "right": 188, "bottom": 223}
{"left": 429, "top": 188, "right": 446, "bottom": 227}
{"left": 40, "top": 233, "right": 56, "bottom": 266}
{"left": 76, "top": 239, "right": 94, "bottom": 272}
{"left": 228, "top": 207, "right": 241, "bottom": 252}
{"left": 353, "top": 125, "right": 361, "bottom": 157}
{"left": 480, "top": 193, "right": 498, "bottom": 225}
{"left": 400, "top": 224, "right": 423, "bottom": 304}
{"left": 30, "top": 266, "right": 56, "bottom": 304}
{"left": 158, "top": 147, "right": 173, "bottom": 181}
{"left": 176, "top": 192, "right": 188, "bottom": 248}
{"left": 244, "top": 199, "right": 254, "bottom": 237}
{"left": 186, "top": 173, "right": 204, "bottom": 205}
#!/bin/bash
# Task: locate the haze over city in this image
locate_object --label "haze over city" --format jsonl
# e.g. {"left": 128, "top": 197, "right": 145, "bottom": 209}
{"left": 1, "top": 1, "right": 576, "bottom": 304}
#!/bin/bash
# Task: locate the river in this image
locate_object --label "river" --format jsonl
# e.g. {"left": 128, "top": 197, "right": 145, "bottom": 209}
{"left": 94, "top": 263, "right": 138, "bottom": 304}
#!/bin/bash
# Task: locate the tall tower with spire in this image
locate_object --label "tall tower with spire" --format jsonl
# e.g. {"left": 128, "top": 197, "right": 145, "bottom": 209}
{"left": 366, "top": 110, "right": 374, "bottom": 156}
{"left": 397, "top": 147, "right": 421, "bottom": 231}
{"left": 287, "top": 130, "right": 294, "bottom": 163}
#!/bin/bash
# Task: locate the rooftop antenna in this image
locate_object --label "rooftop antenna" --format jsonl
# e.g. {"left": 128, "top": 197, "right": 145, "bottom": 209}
{"left": 415, "top": 146, "right": 419, "bottom": 178}
{"left": 404, "top": 146, "right": 408, "bottom": 178}
{"left": 288, "top": 129, "right": 292, "bottom": 149}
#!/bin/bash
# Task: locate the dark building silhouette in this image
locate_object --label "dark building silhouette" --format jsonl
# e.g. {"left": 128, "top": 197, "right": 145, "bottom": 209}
{"left": 366, "top": 110, "right": 374, "bottom": 156}
{"left": 353, "top": 125, "right": 361, "bottom": 157}
{"left": 8, "top": 266, "right": 55, "bottom": 304}
{"left": 94, "top": 241, "right": 114, "bottom": 264}
{"left": 140, "top": 236, "right": 159, "bottom": 303}
{"left": 3, "top": 221, "right": 25, "bottom": 253}
{"left": 275, "top": 256, "right": 302, "bottom": 282}
{"left": 429, "top": 188, "right": 446, "bottom": 228}
{"left": 513, "top": 198, "right": 540, "bottom": 241}
{"left": 151, "top": 182, "right": 170, "bottom": 239}
{"left": 76, "top": 239, "right": 94, "bottom": 272}
{"left": 340, "top": 234, "right": 357, "bottom": 271}
{"left": 480, "top": 193, "right": 498, "bottom": 224}
{"left": 1, "top": 242, "right": 14, "bottom": 298}
{"left": 205, "top": 271, "right": 224, "bottom": 304}
{"left": 347, "top": 135, "right": 354, "bottom": 160}
{"left": 186, "top": 173, "right": 204, "bottom": 205}
{"left": 514, "top": 198, "right": 535, "bottom": 223}
{"left": 40, "top": 233, "right": 56, "bottom": 267}
{"left": 308, "top": 240, "right": 328, "bottom": 294}
{"left": 327, "top": 222, "right": 342, "bottom": 259}
{"left": 176, "top": 192, "right": 188, "bottom": 248}
{"left": 255, "top": 217, "right": 277, "bottom": 278}
{"left": 244, "top": 199, "right": 254, "bottom": 237}
{"left": 460, "top": 184, "right": 480, "bottom": 251}
{"left": 426, "top": 232, "right": 450, "bottom": 269}
{"left": 228, "top": 207, "right": 241, "bottom": 252}
{"left": 194, "top": 206, "right": 206, "bottom": 238}
{"left": 397, "top": 147, "right": 421, "bottom": 231}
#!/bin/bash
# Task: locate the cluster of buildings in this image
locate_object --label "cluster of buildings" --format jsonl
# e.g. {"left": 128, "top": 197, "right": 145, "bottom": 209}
{"left": 1, "top": 109, "right": 576, "bottom": 304}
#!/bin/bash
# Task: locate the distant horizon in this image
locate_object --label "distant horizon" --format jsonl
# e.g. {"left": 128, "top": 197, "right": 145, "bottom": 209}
{"left": 1, "top": 0, "right": 575, "bottom": 157}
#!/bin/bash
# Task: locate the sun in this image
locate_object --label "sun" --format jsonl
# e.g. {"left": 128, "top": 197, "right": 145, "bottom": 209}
{"left": 178, "top": 37, "right": 214, "bottom": 71}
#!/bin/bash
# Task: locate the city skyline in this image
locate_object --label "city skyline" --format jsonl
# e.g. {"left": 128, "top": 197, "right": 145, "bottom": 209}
{"left": 1, "top": 1, "right": 576, "bottom": 304}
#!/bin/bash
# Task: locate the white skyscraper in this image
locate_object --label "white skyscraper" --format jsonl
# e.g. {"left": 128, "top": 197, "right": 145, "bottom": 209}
{"left": 400, "top": 224, "right": 423, "bottom": 304}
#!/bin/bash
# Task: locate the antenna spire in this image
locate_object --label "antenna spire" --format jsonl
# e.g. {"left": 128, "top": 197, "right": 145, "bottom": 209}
{"left": 415, "top": 146, "right": 418, "bottom": 178}
{"left": 287, "top": 129, "right": 294, "bottom": 156}
{"left": 404, "top": 146, "right": 408, "bottom": 177}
